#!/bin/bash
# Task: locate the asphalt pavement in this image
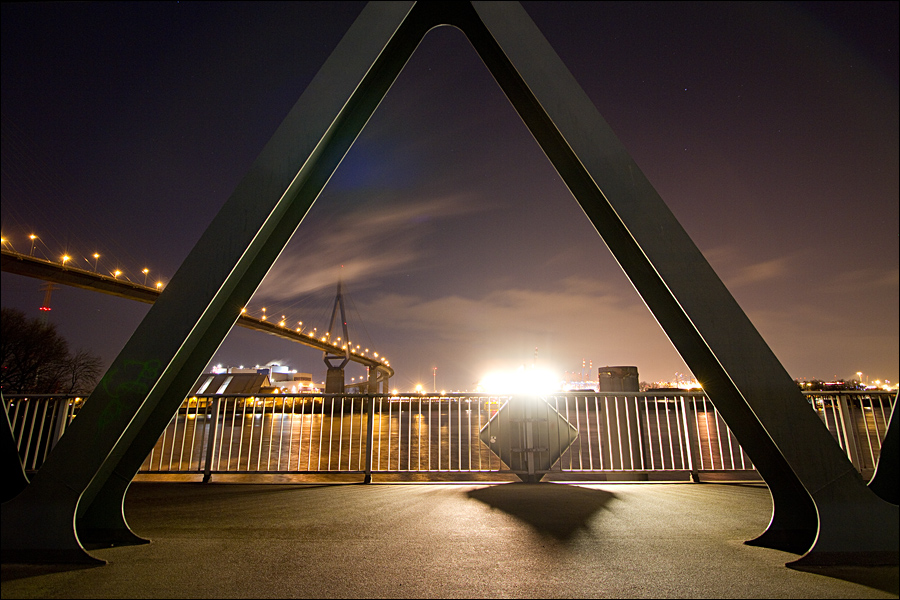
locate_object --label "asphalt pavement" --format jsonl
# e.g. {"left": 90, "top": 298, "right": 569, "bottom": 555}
{"left": 2, "top": 481, "right": 897, "bottom": 598}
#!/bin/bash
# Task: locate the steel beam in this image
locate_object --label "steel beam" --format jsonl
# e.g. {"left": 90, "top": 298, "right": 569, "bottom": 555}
{"left": 2, "top": 0, "right": 423, "bottom": 562}
{"left": 464, "top": 1, "right": 896, "bottom": 563}
{"left": 868, "top": 395, "right": 898, "bottom": 505}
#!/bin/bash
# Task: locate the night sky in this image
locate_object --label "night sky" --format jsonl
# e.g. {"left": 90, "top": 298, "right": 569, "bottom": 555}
{"left": 2, "top": 2, "right": 897, "bottom": 391}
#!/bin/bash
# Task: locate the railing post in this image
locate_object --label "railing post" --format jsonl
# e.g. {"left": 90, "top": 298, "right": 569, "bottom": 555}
{"left": 50, "top": 396, "right": 71, "bottom": 450}
{"left": 364, "top": 370, "right": 376, "bottom": 483}
{"left": 635, "top": 395, "right": 651, "bottom": 471}
{"left": 21, "top": 399, "right": 39, "bottom": 471}
{"left": 524, "top": 396, "right": 537, "bottom": 482}
{"left": 835, "top": 393, "right": 863, "bottom": 471}
{"left": 202, "top": 395, "right": 221, "bottom": 483}
{"left": 680, "top": 395, "right": 702, "bottom": 482}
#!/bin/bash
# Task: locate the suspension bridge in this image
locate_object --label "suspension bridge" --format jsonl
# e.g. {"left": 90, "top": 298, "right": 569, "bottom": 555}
{"left": 0, "top": 244, "right": 394, "bottom": 392}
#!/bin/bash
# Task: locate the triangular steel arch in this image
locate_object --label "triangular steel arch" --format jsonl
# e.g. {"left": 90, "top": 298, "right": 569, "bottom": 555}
{"left": 2, "top": 1, "right": 895, "bottom": 566}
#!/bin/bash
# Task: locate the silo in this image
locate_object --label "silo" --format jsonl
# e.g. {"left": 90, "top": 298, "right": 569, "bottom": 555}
{"left": 598, "top": 366, "right": 639, "bottom": 392}
{"left": 597, "top": 366, "right": 646, "bottom": 473}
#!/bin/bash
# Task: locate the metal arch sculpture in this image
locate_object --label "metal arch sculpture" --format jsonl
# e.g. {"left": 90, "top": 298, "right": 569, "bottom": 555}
{"left": 1, "top": 1, "right": 896, "bottom": 566}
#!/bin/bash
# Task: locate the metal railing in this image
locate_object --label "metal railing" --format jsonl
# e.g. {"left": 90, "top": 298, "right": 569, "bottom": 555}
{"left": 145, "top": 395, "right": 372, "bottom": 478}
{"left": 4, "top": 394, "right": 83, "bottom": 471}
{"left": 807, "top": 391, "right": 895, "bottom": 473}
{"left": 4, "top": 391, "right": 895, "bottom": 481}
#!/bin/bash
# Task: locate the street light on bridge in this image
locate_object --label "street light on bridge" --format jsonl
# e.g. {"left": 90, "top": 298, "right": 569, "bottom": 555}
{"left": 29, "top": 234, "right": 37, "bottom": 256}
{"left": 93, "top": 253, "right": 100, "bottom": 272}
{"left": 142, "top": 268, "right": 149, "bottom": 286}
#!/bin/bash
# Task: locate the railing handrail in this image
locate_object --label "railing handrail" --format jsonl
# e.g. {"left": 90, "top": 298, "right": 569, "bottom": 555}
{"left": 3, "top": 394, "right": 90, "bottom": 399}
{"left": 7, "top": 389, "right": 894, "bottom": 400}
{"left": 801, "top": 390, "right": 897, "bottom": 396}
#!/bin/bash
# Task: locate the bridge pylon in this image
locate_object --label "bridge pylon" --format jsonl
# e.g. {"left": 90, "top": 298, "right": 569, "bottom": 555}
{"left": 323, "top": 280, "right": 351, "bottom": 394}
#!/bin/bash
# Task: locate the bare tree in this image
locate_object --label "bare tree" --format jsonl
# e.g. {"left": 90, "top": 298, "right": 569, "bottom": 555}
{"left": 1, "top": 308, "right": 103, "bottom": 394}
{"left": 58, "top": 349, "right": 104, "bottom": 394}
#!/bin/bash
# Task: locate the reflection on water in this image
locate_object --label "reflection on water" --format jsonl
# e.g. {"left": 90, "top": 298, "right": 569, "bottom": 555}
{"left": 140, "top": 394, "right": 892, "bottom": 476}
{"left": 143, "top": 398, "right": 506, "bottom": 474}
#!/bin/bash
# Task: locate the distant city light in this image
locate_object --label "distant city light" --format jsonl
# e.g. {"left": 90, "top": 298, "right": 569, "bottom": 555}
{"left": 477, "top": 366, "right": 561, "bottom": 394}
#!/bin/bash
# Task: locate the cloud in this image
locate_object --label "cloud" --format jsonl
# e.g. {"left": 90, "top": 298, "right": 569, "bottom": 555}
{"left": 702, "top": 244, "right": 793, "bottom": 288}
{"left": 368, "top": 278, "right": 624, "bottom": 337}
{"left": 741, "top": 298, "right": 899, "bottom": 381}
{"left": 876, "top": 268, "right": 900, "bottom": 287}
{"left": 361, "top": 276, "right": 688, "bottom": 382}
{"left": 816, "top": 266, "right": 900, "bottom": 291}
{"left": 253, "top": 192, "right": 482, "bottom": 300}
{"left": 726, "top": 257, "right": 790, "bottom": 287}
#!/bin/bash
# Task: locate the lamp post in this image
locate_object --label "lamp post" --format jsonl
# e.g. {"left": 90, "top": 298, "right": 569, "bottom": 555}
{"left": 29, "top": 234, "right": 37, "bottom": 256}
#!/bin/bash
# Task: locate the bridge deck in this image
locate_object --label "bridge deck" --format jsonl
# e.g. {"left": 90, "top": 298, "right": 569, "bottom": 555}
{"left": 0, "top": 248, "right": 393, "bottom": 378}
{"left": 2, "top": 481, "right": 896, "bottom": 598}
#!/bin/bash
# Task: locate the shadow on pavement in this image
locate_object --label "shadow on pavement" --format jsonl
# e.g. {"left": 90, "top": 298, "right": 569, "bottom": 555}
{"left": 1, "top": 563, "right": 100, "bottom": 583}
{"left": 467, "top": 482, "right": 616, "bottom": 541}
{"left": 789, "top": 565, "right": 899, "bottom": 596}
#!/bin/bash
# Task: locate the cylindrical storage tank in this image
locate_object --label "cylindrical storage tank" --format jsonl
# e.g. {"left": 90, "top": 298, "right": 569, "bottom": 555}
{"left": 598, "top": 366, "right": 639, "bottom": 392}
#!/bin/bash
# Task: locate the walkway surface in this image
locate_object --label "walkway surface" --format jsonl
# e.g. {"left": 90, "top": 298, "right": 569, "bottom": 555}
{"left": 2, "top": 481, "right": 897, "bottom": 598}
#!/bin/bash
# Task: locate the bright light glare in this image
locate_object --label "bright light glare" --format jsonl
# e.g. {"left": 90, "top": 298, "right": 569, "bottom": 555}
{"left": 478, "top": 366, "right": 560, "bottom": 394}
